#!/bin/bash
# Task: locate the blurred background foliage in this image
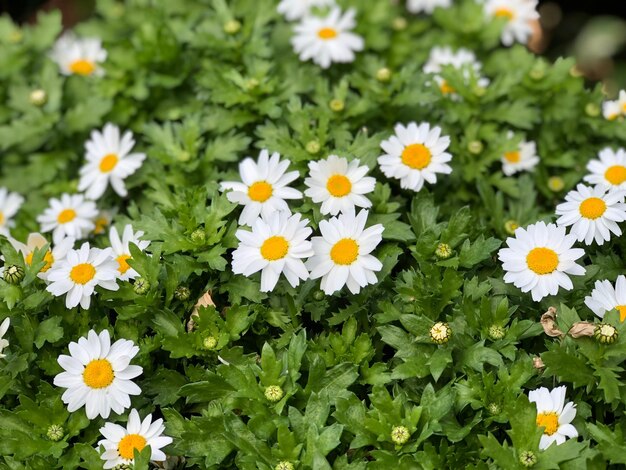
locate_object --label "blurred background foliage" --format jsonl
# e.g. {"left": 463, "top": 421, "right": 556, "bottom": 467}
{"left": 0, "top": 0, "right": 625, "bottom": 93}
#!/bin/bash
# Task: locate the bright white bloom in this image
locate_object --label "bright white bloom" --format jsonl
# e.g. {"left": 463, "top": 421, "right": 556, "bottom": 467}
{"left": 501, "top": 134, "right": 540, "bottom": 176}
{"left": 584, "top": 147, "right": 626, "bottom": 191}
{"left": 529, "top": 386, "right": 578, "bottom": 450}
{"left": 423, "top": 46, "right": 489, "bottom": 97}
{"left": 9, "top": 233, "right": 74, "bottom": 281}
{"left": 0, "top": 318, "right": 10, "bottom": 359}
{"left": 291, "top": 7, "right": 364, "bottom": 69}
{"left": 498, "top": 221, "right": 586, "bottom": 302}
{"left": 585, "top": 276, "right": 626, "bottom": 321}
{"left": 603, "top": 99, "right": 621, "bottom": 121}
{"left": 78, "top": 124, "right": 146, "bottom": 200}
{"left": 49, "top": 32, "right": 107, "bottom": 76}
{"left": 109, "top": 225, "right": 149, "bottom": 281}
{"left": 306, "top": 209, "right": 383, "bottom": 295}
{"left": 616, "top": 90, "right": 626, "bottom": 116}
{"left": 556, "top": 184, "right": 626, "bottom": 245}
{"left": 0, "top": 188, "right": 24, "bottom": 236}
{"left": 220, "top": 150, "right": 302, "bottom": 227}
{"left": 378, "top": 122, "right": 452, "bottom": 192}
{"left": 484, "top": 0, "right": 539, "bottom": 46}
{"left": 54, "top": 330, "right": 142, "bottom": 419}
{"left": 37, "top": 193, "right": 98, "bottom": 244}
{"left": 407, "top": 0, "right": 452, "bottom": 14}
{"left": 98, "top": 409, "right": 173, "bottom": 469}
{"left": 304, "top": 155, "right": 376, "bottom": 216}
{"left": 45, "top": 242, "right": 119, "bottom": 309}
{"left": 232, "top": 212, "right": 313, "bottom": 292}
{"left": 277, "top": 0, "right": 335, "bottom": 21}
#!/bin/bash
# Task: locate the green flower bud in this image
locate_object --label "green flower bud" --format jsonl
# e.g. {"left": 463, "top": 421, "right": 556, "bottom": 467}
{"left": 488, "top": 325, "right": 506, "bottom": 340}
{"left": 46, "top": 424, "right": 64, "bottom": 441}
{"left": 504, "top": 220, "right": 519, "bottom": 235}
{"left": 569, "top": 66, "right": 583, "bottom": 78}
{"left": 547, "top": 176, "right": 565, "bottom": 192}
{"left": 113, "top": 464, "right": 132, "bottom": 470}
{"left": 224, "top": 19, "right": 242, "bottom": 34}
{"left": 330, "top": 99, "right": 344, "bottom": 112}
{"left": 8, "top": 30, "right": 23, "bottom": 43}
{"left": 529, "top": 67, "right": 545, "bottom": 81}
{"left": 392, "top": 17, "right": 407, "bottom": 31}
{"left": 264, "top": 385, "right": 284, "bottom": 402}
{"left": 390, "top": 425, "right": 410, "bottom": 445}
{"left": 595, "top": 323, "right": 618, "bottom": 344}
{"left": 29, "top": 89, "right": 47, "bottom": 106}
{"left": 191, "top": 229, "right": 206, "bottom": 244}
{"left": 519, "top": 450, "right": 537, "bottom": 467}
{"left": 3, "top": 265, "right": 24, "bottom": 284}
{"left": 435, "top": 243, "right": 452, "bottom": 260}
{"left": 487, "top": 402, "right": 501, "bottom": 415}
{"left": 175, "top": 286, "right": 191, "bottom": 301}
{"left": 275, "top": 462, "right": 295, "bottom": 470}
{"left": 585, "top": 103, "right": 600, "bottom": 117}
{"left": 305, "top": 140, "right": 321, "bottom": 154}
{"left": 467, "top": 140, "right": 483, "bottom": 155}
{"left": 176, "top": 150, "right": 191, "bottom": 162}
{"left": 245, "top": 78, "right": 260, "bottom": 91}
{"left": 430, "top": 322, "right": 451, "bottom": 344}
{"left": 473, "top": 86, "right": 487, "bottom": 97}
{"left": 133, "top": 278, "right": 150, "bottom": 295}
{"left": 203, "top": 335, "right": 218, "bottom": 350}
{"left": 313, "top": 290, "right": 325, "bottom": 301}
{"left": 376, "top": 67, "right": 392, "bottom": 82}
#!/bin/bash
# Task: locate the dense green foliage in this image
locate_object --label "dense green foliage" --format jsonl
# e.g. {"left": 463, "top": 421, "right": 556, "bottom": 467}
{"left": 1, "top": 0, "right": 626, "bottom": 469}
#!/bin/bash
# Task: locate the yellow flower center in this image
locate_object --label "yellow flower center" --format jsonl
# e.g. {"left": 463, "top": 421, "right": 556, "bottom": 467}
{"left": 526, "top": 247, "right": 559, "bottom": 275}
{"left": 579, "top": 197, "right": 607, "bottom": 219}
{"left": 439, "top": 79, "right": 455, "bottom": 95}
{"left": 99, "top": 154, "right": 119, "bottom": 173}
{"left": 401, "top": 144, "right": 432, "bottom": 170}
{"left": 0, "top": 211, "right": 4, "bottom": 225}
{"left": 494, "top": 8, "right": 514, "bottom": 21}
{"left": 69, "top": 59, "right": 96, "bottom": 76}
{"left": 118, "top": 433, "right": 147, "bottom": 460}
{"left": 617, "top": 305, "right": 626, "bottom": 322}
{"left": 93, "top": 216, "right": 109, "bottom": 235}
{"left": 608, "top": 113, "right": 619, "bottom": 121}
{"left": 117, "top": 254, "right": 132, "bottom": 274}
{"left": 248, "top": 181, "right": 273, "bottom": 202}
{"left": 82, "top": 359, "right": 114, "bottom": 389}
{"left": 57, "top": 208, "right": 77, "bottom": 224}
{"left": 536, "top": 412, "right": 559, "bottom": 436}
{"left": 70, "top": 263, "right": 96, "bottom": 284}
{"left": 260, "top": 236, "right": 289, "bottom": 261}
{"left": 326, "top": 174, "right": 352, "bottom": 197}
{"left": 605, "top": 165, "right": 626, "bottom": 185}
{"left": 25, "top": 250, "right": 55, "bottom": 272}
{"left": 504, "top": 151, "right": 521, "bottom": 163}
{"left": 318, "top": 27, "right": 338, "bottom": 40}
{"left": 330, "top": 238, "right": 359, "bottom": 265}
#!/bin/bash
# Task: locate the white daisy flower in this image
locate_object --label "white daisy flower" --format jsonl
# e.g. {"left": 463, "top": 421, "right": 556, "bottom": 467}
{"left": 0, "top": 317, "right": 10, "bottom": 359}
{"left": 219, "top": 149, "right": 302, "bottom": 227}
{"left": 423, "top": 46, "right": 489, "bottom": 97}
{"left": 98, "top": 409, "right": 173, "bottom": 469}
{"left": 484, "top": 0, "right": 539, "bottom": 46}
{"left": 304, "top": 155, "right": 376, "bottom": 216}
{"left": 528, "top": 386, "right": 578, "bottom": 450}
{"left": 555, "top": 184, "right": 626, "bottom": 245}
{"left": 9, "top": 232, "right": 74, "bottom": 281}
{"left": 407, "top": 0, "right": 452, "bottom": 14}
{"left": 109, "top": 224, "right": 150, "bottom": 281}
{"left": 45, "top": 242, "right": 119, "bottom": 309}
{"left": 498, "top": 221, "right": 586, "bottom": 302}
{"left": 49, "top": 32, "right": 107, "bottom": 76}
{"left": 291, "top": 7, "right": 364, "bottom": 69}
{"left": 378, "top": 122, "right": 453, "bottom": 192}
{"left": 0, "top": 187, "right": 24, "bottom": 236}
{"left": 37, "top": 193, "right": 98, "bottom": 244}
{"left": 232, "top": 212, "right": 313, "bottom": 292}
{"left": 616, "top": 90, "right": 626, "bottom": 116}
{"left": 585, "top": 275, "right": 626, "bottom": 321}
{"left": 277, "top": 0, "right": 335, "bottom": 21}
{"left": 603, "top": 100, "right": 621, "bottom": 121}
{"left": 501, "top": 135, "right": 540, "bottom": 176}
{"left": 306, "top": 209, "right": 383, "bottom": 295}
{"left": 584, "top": 147, "right": 626, "bottom": 191}
{"left": 78, "top": 124, "right": 146, "bottom": 200}
{"left": 53, "top": 329, "right": 142, "bottom": 419}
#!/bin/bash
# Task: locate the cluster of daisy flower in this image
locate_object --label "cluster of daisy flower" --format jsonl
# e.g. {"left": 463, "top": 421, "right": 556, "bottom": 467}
{"left": 423, "top": 46, "right": 490, "bottom": 98}
{"left": 602, "top": 89, "right": 626, "bottom": 121}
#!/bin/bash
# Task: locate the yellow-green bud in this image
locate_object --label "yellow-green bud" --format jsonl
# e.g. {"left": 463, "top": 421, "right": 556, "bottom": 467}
{"left": 547, "top": 176, "right": 565, "bottom": 192}
{"left": 519, "top": 450, "right": 537, "bottom": 467}
{"left": 30, "top": 89, "right": 47, "bottom": 106}
{"left": 306, "top": 140, "right": 321, "bottom": 154}
{"left": 376, "top": 67, "right": 392, "bottom": 82}
{"left": 275, "top": 462, "right": 295, "bottom": 470}
{"left": 47, "top": 424, "right": 64, "bottom": 441}
{"left": 390, "top": 425, "right": 410, "bottom": 445}
{"left": 330, "top": 99, "right": 344, "bottom": 112}
{"left": 595, "top": 323, "right": 618, "bottom": 344}
{"left": 467, "top": 140, "right": 483, "bottom": 155}
{"left": 488, "top": 325, "right": 506, "bottom": 340}
{"left": 473, "top": 86, "right": 487, "bottom": 97}
{"left": 191, "top": 229, "right": 206, "bottom": 244}
{"left": 203, "top": 335, "right": 218, "bottom": 350}
{"left": 529, "top": 67, "right": 545, "bottom": 81}
{"left": 8, "top": 30, "right": 23, "bottom": 44}
{"left": 435, "top": 243, "right": 452, "bottom": 260}
{"left": 175, "top": 286, "right": 191, "bottom": 301}
{"left": 487, "top": 402, "right": 501, "bottom": 415}
{"left": 569, "top": 66, "right": 583, "bottom": 78}
{"left": 3, "top": 265, "right": 24, "bottom": 284}
{"left": 133, "top": 278, "right": 150, "bottom": 295}
{"left": 430, "top": 322, "right": 451, "bottom": 344}
{"left": 176, "top": 150, "right": 191, "bottom": 162}
{"left": 504, "top": 220, "right": 519, "bottom": 235}
{"left": 313, "top": 290, "right": 325, "bottom": 301}
{"left": 224, "top": 19, "right": 242, "bottom": 34}
{"left": 264, "top": 385, "right": 284, "bottom": 402}
{"left": 585, "top": 103, "right": 600, "bottom": 117}
{"left": 245, "top": 78, "right": 260, "bottom": 91}
{"left": 392, "top": 17, "right": 407, "bottom": 31}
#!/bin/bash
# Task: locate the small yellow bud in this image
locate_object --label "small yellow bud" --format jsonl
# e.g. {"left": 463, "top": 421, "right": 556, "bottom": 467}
{"left": 390, "top": 425, "right": 410, "bottom": 445}
{"left": 547, "top": 176, "right": 565, "bottom": 192}
{"left": 264, "top": 385, "right": 284, "bottom": 402}
{"left": 224, "top": 19, "right": 242, "bottom": 34}
{"left": 29, "top": 89, "right": 47, "bottom": 106}
{"left": 330, "top": 99, "right": 344, "bottom": 112}
{"left": 376, "top": 67, "right": 392, "bottom": 82}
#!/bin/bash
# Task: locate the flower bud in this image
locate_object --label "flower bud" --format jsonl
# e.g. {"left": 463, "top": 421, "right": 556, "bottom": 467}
{"left": 519, "top": 450, "right": 537, "bottom": 467}
{"left": 595, "top": 323, "right": 618, "bottom": 344}
{"left": 435, "top": 243, "right": 452, "bottom": 260}
{"left": 529, "top": 67, "right": 545, "bottom": 80}
{"left": 313, "top": 290, "right": 325, "bottom": 301}
{"left": 532, "top": 356, "right": 545, "bottom": 369}
{"left": 3, "top": 265, "right": 24, "bottom": 284}
{"left": 133, "top": 278, "right": 150, "bottom": 295}
{"left": 203, "top": 335, "right": 218, "bottom": 350}
{"left": 191, "top": 229, "right": 206, "bottom": 244}
{"left": 430, "top": 322, "right": 451, "bottom": 344}
{"left": 8, "top": 30, "right": 23, "bottom": 43}
{"left": 504, "top": 220, "right": 519, "bottom": 235}
{"left": 175, "top": 286, "right": 191, "bottom": 301}
{"left": 275, "top": 462, "right": 295, "bottom": 470}
{"left": 487, "top": 402, "right": 501, "bottom": 415}
{"left": 245, "top": 78, "right": 260, "bottom": 91}
{"left": 376, "top": 67, "right": 392, "bottom": 82}
{"left": 47, "top": 424, "right": 64, "bottom": 441}
{"left": 330, "top": 99, "right": 344, "bottom": 112}
{"left": 585, "top": 103, "right": 600, "bottom": 117}
{"left": 264, "top": 385, "right": 284, "bottom": 402}
{"left": 392, "top": 17, "right": 407, "bottom": 31}
{"left": 547, "top": 176, "right": 565, "bottom": 192}
{"left": 390, "top": 425, "right": 410, "bottom": 445}
{"left": 488, "top": 325, "right": 506, "bottom": 340}
{"left": 29, "top": 89, "right": 47, "bottom": 106}
{"left": 467, "top": 140, "right": 483, "bottom": 155}
{"left": 224, "top": 19, "right": 242, "bottom": 34}
{"left": 305, "top": 140, "right": 321, "bottom": 154}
